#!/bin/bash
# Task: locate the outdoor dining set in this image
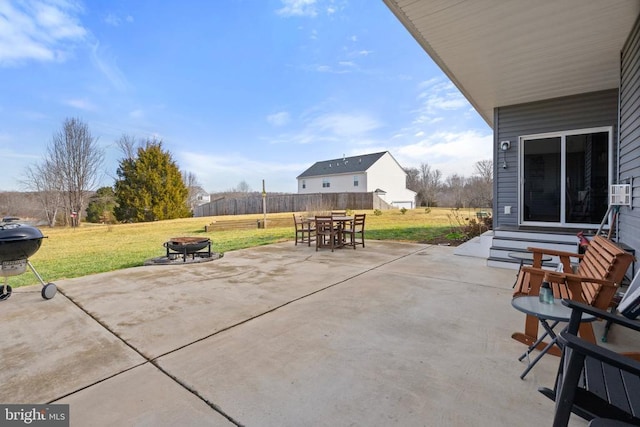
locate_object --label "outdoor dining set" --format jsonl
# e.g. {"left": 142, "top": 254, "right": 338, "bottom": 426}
{"left": 293, "top": 211, "right": 365, "bottom": 252}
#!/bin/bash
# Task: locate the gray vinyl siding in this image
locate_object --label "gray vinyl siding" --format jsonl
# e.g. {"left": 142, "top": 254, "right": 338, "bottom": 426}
{"left": 619, "top": 14, "right": 640, "bottom": 257}
{"left": 494, "top": 89, "right": 619, "bottom": 228}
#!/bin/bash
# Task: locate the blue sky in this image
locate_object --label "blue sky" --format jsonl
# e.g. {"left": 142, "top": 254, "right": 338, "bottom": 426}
{"left": 0, "top": 0, "right": 492, "bottom": 193}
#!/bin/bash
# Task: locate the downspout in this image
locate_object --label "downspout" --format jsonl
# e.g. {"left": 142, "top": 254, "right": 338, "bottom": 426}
{"left": 493, "top": 107, "right": 499, "bottom": 229}
{"left": 616, "top": 50, "right": 622, "bottom": 240}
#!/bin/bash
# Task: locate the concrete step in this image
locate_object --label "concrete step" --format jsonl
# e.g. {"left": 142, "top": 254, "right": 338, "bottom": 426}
{"left": 493, "top": 229, "right": 579, "bottom": 245}
{"left": 488, "top": 229, "right": 581, "bottom": 270}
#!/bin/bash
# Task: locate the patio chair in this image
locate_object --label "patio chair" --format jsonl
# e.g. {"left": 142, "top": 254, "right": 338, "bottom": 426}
{"left": 541, "top": 300, "right": 640, "bottom": 427}
{"left": 512, "top": 235, "right": 635, "bottom": 352}
{"left": 343, "top": 213, "right": 366, "bottom": 249}
{"left": 315, "top": 216, "right": 338, "bottom": 252}
{"left": 293, "top": 214, "right": 315, "bottom": 246}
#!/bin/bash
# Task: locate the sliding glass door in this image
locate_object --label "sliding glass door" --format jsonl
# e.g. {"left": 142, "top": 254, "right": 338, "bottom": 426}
{"left": 520, "top": 128, "right": 611, "bottom": 226}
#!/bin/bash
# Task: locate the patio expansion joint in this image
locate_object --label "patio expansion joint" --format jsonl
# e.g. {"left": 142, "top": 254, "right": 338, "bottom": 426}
{"left": 50, "top": 246, "right": 427, "bottom": 426}
{"left": 51, "top": 287, "right": 244, "bottom": 427}
{"left": 151, "top": 244, "right": 432, "bottom": 362}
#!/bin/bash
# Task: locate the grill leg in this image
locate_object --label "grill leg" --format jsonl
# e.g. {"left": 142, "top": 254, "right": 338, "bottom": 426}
{"left": 0, "top": 277, "right": 12, "bottom": 301}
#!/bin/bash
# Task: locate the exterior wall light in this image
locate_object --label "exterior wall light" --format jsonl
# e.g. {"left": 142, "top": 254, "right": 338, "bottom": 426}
{"left": 500, "top": 141, "right": 510, "bottom": 169}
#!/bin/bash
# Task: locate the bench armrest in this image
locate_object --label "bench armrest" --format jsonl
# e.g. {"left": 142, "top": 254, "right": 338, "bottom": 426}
{"left": 559, "top": 331, "right": 640, "bottom": 376}
{"left": 554, "top": 271, "right": 619, "bottom": 287}
{"left": 518, "top": 267, "right": 618, "bottom": 290}
{"left": 562, "top": 299, "right": 640, "bottom": 333}
{"left": 552, "top": 301, "right": 640, "bottom": 426}
{"left": 527, "top": 246, "right": 584, "bottom": 260}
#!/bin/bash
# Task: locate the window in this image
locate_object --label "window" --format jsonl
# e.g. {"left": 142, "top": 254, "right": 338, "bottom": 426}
{"left": 302, "top": 180, "right": 306, "bottom": 189}
{"left": 353, "top": 176, "right": 359, "bottom": 187}
{"left": 322, "top": 179, "right": 330, "bottom": 188}
{"left": 520, "top": 127, "right": 611, "bottom": 226}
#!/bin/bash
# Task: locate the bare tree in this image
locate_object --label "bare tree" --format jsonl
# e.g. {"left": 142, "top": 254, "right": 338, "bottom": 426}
{"left": 116, "top": 134, "right": 138, "bottom": 160}
{"left": 235, "top": 180, "right": 251, "bottom": 193}
{"left": 444, "top": 174, "right": 466, "bottom": 208}
{"left": 22, "top": 160, "right": 65, "bottom": 226}
{"left": 474, "top": 159, "right": 493, "bottom": 183}
{"left": 182, "top": 170, "right": 204, "bottom": 211}
{"left": 470, "top": 159, "right": 493, "bottom": 208}
{"left": 404, "top": 167, "right": 420, "bottom": 193}
{"left": 47, "top": 118, "right": 104, "bottom": 225}
{"left": 419, "top": 163, "right": 442, "bottom": 207}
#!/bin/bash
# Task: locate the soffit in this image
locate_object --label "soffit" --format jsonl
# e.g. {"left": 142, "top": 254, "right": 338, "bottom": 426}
{"left": 383, "top": 0, "right": 640, "bottom": 127}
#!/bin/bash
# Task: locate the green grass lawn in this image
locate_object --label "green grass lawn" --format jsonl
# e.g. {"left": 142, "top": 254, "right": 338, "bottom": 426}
{"left": 5, "top": 207, "right": 488, "bottom": 288}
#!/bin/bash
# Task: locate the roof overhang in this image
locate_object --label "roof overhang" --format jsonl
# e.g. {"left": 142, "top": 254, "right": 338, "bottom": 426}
{"left": 383, "top": 0, "right": 640, "bottom": 128}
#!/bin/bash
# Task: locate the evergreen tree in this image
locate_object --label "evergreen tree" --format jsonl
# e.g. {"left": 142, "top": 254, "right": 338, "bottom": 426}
{"left": 86, "top": 186, "right": 116, "bottom": 223}
{"left": 114, "top": 140, "right": 190, "bottom": 222}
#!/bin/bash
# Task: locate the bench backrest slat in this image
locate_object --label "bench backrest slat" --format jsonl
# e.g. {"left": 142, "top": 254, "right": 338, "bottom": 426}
{"left": 570, "top": 236, "right": 634, "bottom": 306}
{"left": 578, "top": 236, "right": 633, "bottom": 281}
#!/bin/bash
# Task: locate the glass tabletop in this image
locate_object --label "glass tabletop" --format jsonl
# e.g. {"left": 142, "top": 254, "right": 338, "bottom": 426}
{"left": 511, "top": 296, "right": 596, "bottom": 322}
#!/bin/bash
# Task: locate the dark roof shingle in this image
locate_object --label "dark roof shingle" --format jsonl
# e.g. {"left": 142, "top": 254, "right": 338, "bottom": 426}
{"left": 297, "top": 152, "right": 387, "bottom": 178}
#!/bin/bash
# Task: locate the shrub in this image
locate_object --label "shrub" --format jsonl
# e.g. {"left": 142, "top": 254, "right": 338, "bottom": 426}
{"left": 400, "top": 207, "right": 407, "bottom": 215}
{"left": 446, "top": 208, "right": 493, "bottom": 241}
{"left": 373, "top": 209, "right": 382, "bottom": 216}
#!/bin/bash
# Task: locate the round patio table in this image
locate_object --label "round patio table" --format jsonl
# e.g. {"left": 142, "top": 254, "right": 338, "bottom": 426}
{"left": 511, "top": 296, "right": 596, "bottom": 379}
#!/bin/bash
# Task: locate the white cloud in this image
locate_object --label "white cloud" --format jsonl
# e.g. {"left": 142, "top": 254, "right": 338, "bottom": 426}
{"left": 276, "top": 0, "right": 345, "bottom": 18}
{"left": 276, "top": 0, "right": 318, "bottom": 18}
{"left": 310, "top": 112, "right": 381, "bottom": 136}
{"left": 395, "top": 130, "right": 493, "bottom": 178}
{"left": 104, "top": 13, "right": 133, "bottom": 27}
{"left": 306, "top": 62, "right": 353, "bottom": 74}
{"left": 178, "top": 151, "right": 304, "bottom": 193}
{"left": 64, "top": 98, "right": 96, "bottom": 111}
{"left": 267, "top": 111, "right": 291, "bottom": 127}
{"left": 129, "top": 109, "right": 144, "bottom": 119}
{"left": 338, "top": 61, "right": 355, "bottom": 67}
{"left": 90, "top": 42, "right": 129, "bottom": 91}
{"left": 412, "top": 78, "right": 470, "bottom": 125}
{"left": 0, "top": 0, "right": 87, "bottom": 66}
{"left": 263, "top": 109, "right": 383, "bottom": 147}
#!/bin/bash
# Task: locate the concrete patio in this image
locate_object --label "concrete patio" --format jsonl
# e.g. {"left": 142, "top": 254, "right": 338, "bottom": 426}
{"left": 3, "top": 240, "right": 631, "bottom": 426}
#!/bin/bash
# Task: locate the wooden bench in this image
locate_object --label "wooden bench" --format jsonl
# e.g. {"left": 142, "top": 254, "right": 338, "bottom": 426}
{"left": 260, "top": 218, "right": 294, "bottom": 228}
{"left": 204, "top": 217, "right": 294, "bottom": 232}
{"left": 513, "top": 235, "right": 635, "bottom": 351}
{"left": 542, "top": 300, "right": 640, "bottom": 426}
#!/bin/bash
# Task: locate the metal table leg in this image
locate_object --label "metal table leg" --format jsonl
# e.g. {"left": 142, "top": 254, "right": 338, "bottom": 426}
{"left": 520, "top": 319, "right": 561, "bottom": 379}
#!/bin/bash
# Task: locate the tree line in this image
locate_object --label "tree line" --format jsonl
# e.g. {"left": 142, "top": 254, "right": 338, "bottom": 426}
{"left": 11, "top": 117, "right": 494, "bottom": 226}
{"left": 20, "top": 118, "right": 198, "bottom": 226}
{"left": 405, "top": 159, "right": 493, "bottom": 209}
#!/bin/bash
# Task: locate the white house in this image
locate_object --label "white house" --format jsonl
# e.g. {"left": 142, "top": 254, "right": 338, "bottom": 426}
{"left": 188, "top": 186, "right": 211, "bottom": 211}
{"left": 297, "top": 151, "right": 416, "bottom": 208}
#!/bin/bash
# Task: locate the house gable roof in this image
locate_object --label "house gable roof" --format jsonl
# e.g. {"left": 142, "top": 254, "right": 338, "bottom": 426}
{"left": 297, "top": 151, "right": 388, "bottom": 179}
{"left": 383, "top": 0, "right": 640, "bottom": 128}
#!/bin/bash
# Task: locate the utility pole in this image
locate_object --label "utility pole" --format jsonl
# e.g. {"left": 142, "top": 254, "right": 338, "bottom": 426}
{"left": 262, "top": 179, "right": 267, "bottom": 229}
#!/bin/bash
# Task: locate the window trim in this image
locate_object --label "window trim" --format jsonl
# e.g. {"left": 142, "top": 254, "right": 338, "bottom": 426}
{"left": 518, "top": 126, "right": 613, "bottom": 227}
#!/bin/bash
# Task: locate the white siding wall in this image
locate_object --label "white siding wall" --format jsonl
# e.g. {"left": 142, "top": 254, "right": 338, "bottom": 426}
{"left": 298, "top": 173, "right": 366, "bottom": 194}
{"left": 297, "top": 152, "right": 415, "bottom": 207}
{"left": 366, "top": 153, "right": 416, "bottom": 206}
